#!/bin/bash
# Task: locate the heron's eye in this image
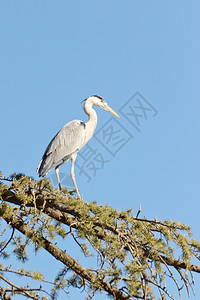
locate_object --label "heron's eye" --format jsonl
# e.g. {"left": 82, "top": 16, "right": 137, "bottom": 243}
{"left": 101, "top": 99, "right": 104, "bottom": 103}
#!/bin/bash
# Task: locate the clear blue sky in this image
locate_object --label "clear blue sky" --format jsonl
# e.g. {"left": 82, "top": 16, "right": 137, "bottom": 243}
{"left": 1, "top": 1, "right": 200, "bottom": 299}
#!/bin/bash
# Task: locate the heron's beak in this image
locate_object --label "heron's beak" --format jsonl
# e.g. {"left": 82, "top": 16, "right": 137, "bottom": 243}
{"left": 104, "top": 104, "right": 120, "bottom": 118}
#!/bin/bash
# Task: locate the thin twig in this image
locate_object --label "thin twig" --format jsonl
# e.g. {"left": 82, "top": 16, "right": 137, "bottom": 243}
{"left": 0, "top": 227, "right": 15, "bottom": 253}
{"left": 0, "top": 273, "right": 36, "bottom": 299}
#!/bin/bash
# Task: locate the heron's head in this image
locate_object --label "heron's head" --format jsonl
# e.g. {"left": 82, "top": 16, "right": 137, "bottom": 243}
{"left": 85, "top": 95, "right": 120, "bottom": 118}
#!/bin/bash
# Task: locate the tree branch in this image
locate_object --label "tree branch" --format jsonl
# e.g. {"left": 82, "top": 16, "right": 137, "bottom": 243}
{"left": 1, "top": 176, "right": 200, "bottom": 299}
{"left": 0, "top": 203, "right": 128, "bottom": 300}
{"left": 2, "top": 189, "right": 200, "bottom": 274}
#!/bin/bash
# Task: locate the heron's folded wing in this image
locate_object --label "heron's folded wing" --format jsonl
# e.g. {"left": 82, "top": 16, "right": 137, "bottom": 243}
{"left": 37, "top": 120, "right": 86, "bottom": 176}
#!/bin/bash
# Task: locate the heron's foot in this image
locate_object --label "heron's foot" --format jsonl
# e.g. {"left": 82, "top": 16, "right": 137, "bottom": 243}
{"left": 57, "top": 185, "right": 69, "bottom": 197}
{"left": 75, "top": 188, "right": 83, "bottom": 201}
{"left": 77, "top": 194, "right": 83, "bottom": 201}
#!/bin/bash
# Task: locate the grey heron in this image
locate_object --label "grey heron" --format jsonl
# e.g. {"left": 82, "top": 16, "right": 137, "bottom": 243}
{"left": 37, "top": 95, "right": 119, "bottom": 200}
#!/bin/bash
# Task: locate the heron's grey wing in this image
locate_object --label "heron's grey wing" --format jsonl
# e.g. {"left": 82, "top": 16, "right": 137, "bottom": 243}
{"left": 37, "top": 120, "right": 86, "bottom": 176}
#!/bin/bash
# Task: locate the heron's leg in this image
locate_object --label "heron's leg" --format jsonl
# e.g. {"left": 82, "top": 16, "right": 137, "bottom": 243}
{"left": 55, "top": 166, "right": 62, "bottom": 190}
{"left": 71, "top": 155, "right": 82, "bottom": 200}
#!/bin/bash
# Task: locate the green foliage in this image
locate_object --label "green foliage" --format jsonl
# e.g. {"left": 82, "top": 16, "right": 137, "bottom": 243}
{"left": 12, "top": 236, "right": 28, "bottom": 262}
{"left": 33, "top": 271, "right": 44, "bottom": 280}
{"left": 0, "top": 202, "right": 13, "bottom": 219}
{"left": 0, "top": 172, "right": 200, "bottom": 300}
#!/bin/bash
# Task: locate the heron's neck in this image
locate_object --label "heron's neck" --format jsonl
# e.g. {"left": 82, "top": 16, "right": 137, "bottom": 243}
{"left": 84, "top": 102, "right": 97, "bottom": 141}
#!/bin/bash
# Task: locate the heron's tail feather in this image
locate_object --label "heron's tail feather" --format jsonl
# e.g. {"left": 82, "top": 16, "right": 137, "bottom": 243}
{"left": 37, "top": 154, "right": 54, "bottom": 177}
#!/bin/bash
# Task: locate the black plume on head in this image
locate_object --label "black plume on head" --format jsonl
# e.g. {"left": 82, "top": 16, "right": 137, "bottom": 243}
{"left": 81, "top": 95, "right": 104, "bottom": 105}
{"left": 92, "top": 95, "right": 104, "bottom": 100}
